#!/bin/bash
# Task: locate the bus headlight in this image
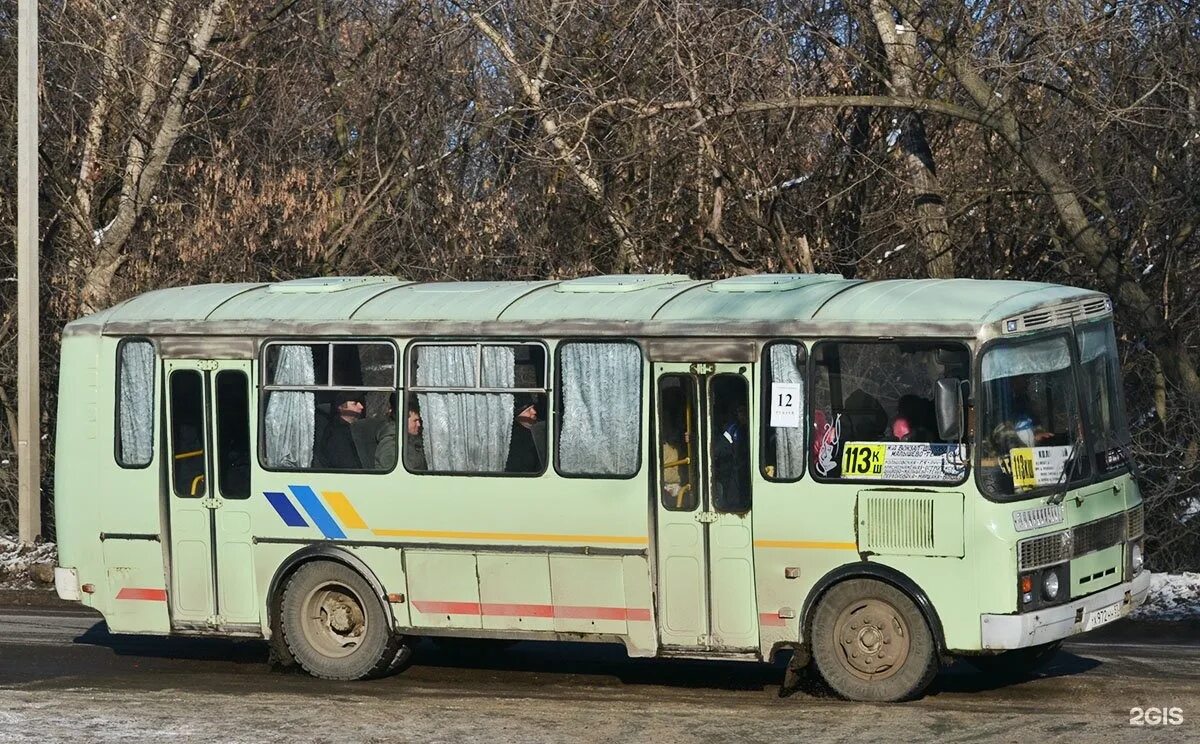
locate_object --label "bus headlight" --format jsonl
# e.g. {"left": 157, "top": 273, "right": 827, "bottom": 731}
{"left": 1131, "top": 540, "right": 1144, "bottom": 576}
{"left": 1042, "top": 570, "right": 1060, "bottom": 600}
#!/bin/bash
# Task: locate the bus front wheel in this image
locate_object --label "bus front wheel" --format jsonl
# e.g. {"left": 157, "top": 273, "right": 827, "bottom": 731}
{"left": 810, "top": 579, "right": 939, "bottom": 702}
{"left": 280, "top": 561, "right": 410, "bottom": 680}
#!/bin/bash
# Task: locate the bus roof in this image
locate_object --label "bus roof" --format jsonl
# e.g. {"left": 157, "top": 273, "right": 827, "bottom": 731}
{"left": 70, "top": 274, "right": 1106, "bottom": 336}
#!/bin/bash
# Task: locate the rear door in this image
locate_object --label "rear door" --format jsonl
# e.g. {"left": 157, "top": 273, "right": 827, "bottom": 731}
{"left": 164, "top": 359, "right": 258, "bottom": 629}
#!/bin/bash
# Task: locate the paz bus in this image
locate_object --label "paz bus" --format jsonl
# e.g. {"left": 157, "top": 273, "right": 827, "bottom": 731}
{"left": 52, "top": 274, "right": 1149, "bottom": 701}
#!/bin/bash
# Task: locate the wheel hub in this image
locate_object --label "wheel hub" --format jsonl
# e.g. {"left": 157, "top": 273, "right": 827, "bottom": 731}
{"left": 301, "top": 582, "right": 369, "bottom": 659}
{"left": 835, "top": 598, "right": 910, "bottom": 681}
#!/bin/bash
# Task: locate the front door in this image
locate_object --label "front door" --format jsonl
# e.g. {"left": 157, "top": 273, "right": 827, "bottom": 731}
{"left": 164, "top": 359, "right": 259, "bottom": 629}
{"left": 653, "top": 362, "right": 759, "bottom": 651}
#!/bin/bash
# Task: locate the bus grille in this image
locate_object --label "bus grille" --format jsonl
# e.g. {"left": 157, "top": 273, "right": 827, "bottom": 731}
{"left": 1018, "top": 506, "right": 1142, "bottom": 571}
{"left": 1019, "top": 530, "right": 1073, "bottom": 571}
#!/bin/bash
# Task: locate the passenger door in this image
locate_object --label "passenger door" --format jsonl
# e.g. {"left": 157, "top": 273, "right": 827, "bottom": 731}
{"left": 164, "top": 359, "right": 259, "bottom": 629}
{"left": 652, "top": 362, "right": 759, "bottom": 652}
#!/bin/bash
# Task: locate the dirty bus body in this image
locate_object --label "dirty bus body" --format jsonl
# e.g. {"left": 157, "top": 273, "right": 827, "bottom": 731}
{"left": 53, "top": 274, "right": 1150, "bottom": 701}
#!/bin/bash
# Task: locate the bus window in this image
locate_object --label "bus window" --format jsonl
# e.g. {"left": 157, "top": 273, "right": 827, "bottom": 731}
{"left": 658, "top": 375, "right": 697, "bottom": 511}
{"left": 408, "top": 342, "right": 548, "bottom": 475}
{"left": 761, "top": 342, "right": 805, "bottom": 481}
{"left": 810, "top": 341, "right": 969, "bottom": 483}
{"left": 215, "top": 370, "right": 251, "bottom": 499}
{"left": 115, "top": 339, "right": 155, "bottom": 467}
{"left": 710, "top": 375, "right": 750, "bottom": 513}
{"left": 557, "top": 341, "right": 642, "bottom": 477}
{"left": 261, "top": 341, "right": 397, "bottom": 472}
{"left": 170, "top": 370, "right": 207, "bottom": 497}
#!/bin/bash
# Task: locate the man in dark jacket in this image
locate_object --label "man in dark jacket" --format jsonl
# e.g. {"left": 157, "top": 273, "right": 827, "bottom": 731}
{"left": 712, "top": 403, "right": 750, "bottom": 512}
{"left": 314, "top": 391, "right": 367, "bottom": 469}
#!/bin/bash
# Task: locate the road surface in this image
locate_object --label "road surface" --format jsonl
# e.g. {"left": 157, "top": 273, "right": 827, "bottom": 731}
{"left": 0, "top": 605, "right": 1196, "bottom": 742}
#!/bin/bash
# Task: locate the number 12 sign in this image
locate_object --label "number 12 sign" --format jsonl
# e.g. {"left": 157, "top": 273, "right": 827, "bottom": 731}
{"left": 770, "top": 383, "right": 801, "bottom": 428}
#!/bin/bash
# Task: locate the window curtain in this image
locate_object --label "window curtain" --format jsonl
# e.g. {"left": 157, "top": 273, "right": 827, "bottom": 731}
{"left": 118, "top": 341, "right": 156, "bottom": 466}
{"left": 769, "top": 344, "right": 806, "bottom": 479}
{"left": 417, "top": 345, "right": 515, "bottom": 472}
{"left": 981, "top": 337, "right": 1071, "bottom": 382}
{"left": 559, "top": 343, "right": 641, "bottom": 475}
{"left": 264, "top": 345, "right": 316, "bottom": 468}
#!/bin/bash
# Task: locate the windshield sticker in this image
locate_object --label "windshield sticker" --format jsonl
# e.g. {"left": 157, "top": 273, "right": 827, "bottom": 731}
{"left": 1009, "top": 445, "right": 1074, "bottom": 490}
{"left": 815, "top": 413, "right": 842, "bottom": 476}
{"left": 841, "top": 442, "right": 967, "bottom": 481}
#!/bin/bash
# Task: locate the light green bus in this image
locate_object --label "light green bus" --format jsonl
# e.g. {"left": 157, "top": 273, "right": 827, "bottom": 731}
{"left": 53, "top": 274, "right": 1149, "bottom": 701}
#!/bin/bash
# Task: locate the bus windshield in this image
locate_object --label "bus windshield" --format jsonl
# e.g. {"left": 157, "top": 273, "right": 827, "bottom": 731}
{"left": 978, "top": 335, "right": 1088, "bottom": 499}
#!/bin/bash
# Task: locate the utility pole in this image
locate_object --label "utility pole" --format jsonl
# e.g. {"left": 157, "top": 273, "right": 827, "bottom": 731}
{"left": 17, "top": 0, "right": 41, "bottom": 544}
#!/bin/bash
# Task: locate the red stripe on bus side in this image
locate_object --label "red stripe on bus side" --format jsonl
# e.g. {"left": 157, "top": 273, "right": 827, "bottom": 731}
{"left": 116, "top": 587, "right": 168, "bottom": 601}
{"left": 758, "top": 612, "right": 788, "bottom": 627}
{"left": 412, "top": 600, "right": 652, "bottom": 621}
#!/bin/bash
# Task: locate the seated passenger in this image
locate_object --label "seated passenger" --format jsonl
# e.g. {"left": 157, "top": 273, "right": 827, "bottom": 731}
{"left": 401, "top": 397, "right": 427, "bottom": 471}
{"left": 505, "top": 395, "right": 546, "bottom": 473}
{"left": 314, "top": 391, "right": 367, "bottom": 469}
{"left": 841, "top": 389, "right": 888, "bottom": 442}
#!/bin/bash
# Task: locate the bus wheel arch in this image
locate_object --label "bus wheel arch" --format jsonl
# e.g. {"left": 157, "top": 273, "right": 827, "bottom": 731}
{"left": 800, "top": 564, "right": 945, "bottom": 702}
{"left": 266, "top": 546, "right": 406, "bottom": 677}
{"left": 800, "top": 563, "right": 947, "bottom": 655}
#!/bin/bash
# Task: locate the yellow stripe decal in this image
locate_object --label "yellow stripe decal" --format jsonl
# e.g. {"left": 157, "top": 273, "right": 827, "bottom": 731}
{"left": 754, "top": 539, "right": 858, "bottom": 550}
{"left": 323, "top": 491, "right": 368, "bottom": 530}
{"left": 371, "top": 528, "right": 648, "bottom": 545}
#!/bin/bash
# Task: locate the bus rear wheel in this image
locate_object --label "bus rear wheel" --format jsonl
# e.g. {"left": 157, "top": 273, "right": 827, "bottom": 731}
{"left": 811, "top": 579, "right": 938, "bottom": 702}
{"left": 280, "top": 561, "right": 409, "bottom": 680}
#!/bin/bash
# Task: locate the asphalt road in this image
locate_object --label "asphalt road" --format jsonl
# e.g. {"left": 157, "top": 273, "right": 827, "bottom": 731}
{"left": 0, "top": 605, "right": 1196, "bottom": 743}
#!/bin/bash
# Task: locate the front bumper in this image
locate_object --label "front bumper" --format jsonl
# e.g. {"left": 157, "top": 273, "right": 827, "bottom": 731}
{"left": 979, "top": 570, "right": 1151, "bottom": 650}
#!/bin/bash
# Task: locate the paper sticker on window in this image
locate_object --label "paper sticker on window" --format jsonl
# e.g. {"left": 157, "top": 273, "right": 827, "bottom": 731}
{"left": 1010, "top": 445, "right": 1073, "bottom": 490}
{"left": 842, "top": 441, "right": 966, "bottom": 481}
{"left": 770, "top": 382, "right": 802, "bottom": 428}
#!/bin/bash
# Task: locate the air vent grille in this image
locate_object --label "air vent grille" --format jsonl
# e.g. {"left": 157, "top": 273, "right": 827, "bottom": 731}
{"left": 860, "top": 496, "right": 935, "bottom": 552}
{"left": 1127, "top": 503, "right": 1145, "bottom": 540}
{"left": 1003, "top": 297, "right": 1111, "bottom": 333}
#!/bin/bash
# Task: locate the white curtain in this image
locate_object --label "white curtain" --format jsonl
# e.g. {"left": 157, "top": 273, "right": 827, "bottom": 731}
{"left": 559, "top": 342, "right": 641, "bottom": 475}
{"left": 981, "top": 337, "right": 1071, "bottom": 382}
{"left": 417, "top": 345, "right": 514, "bottom": 472}
{"left": 118, "top": 341, "right": 156, "bottom": 466}
{"left": 769, "top": 343, "right": 806, "bottom": 479}
{"left": 264, "top": 345, "right": 316, "bottom": 468}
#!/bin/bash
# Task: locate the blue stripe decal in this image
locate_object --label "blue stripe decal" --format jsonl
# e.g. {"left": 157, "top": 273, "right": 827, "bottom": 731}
{"left": 289, "top": 485, "right": 347, "bottom": 539}
{"left": 265, "top": 491, "right": 308, "bottom": 528}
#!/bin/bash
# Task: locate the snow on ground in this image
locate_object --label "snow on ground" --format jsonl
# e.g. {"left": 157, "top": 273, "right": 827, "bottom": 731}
{"left": 0, "top": 535, "right": 57, "bottom": 590}
{"left": 1133, "top": 571, "right": 1200, "bottom": 621}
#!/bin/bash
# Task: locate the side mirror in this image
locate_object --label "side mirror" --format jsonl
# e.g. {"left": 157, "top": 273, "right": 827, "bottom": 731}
{"left": 935, "top": 377, "right": 964, "bottom": 441}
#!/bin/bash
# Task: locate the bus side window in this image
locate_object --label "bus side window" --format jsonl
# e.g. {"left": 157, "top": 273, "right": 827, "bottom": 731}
{"left": 761, "top": 341, "right": 805, "bottom": 481}
{"left": 407, "top": 342, "right": 548, "bottom": 475}
{"left": 170, "top": 370, "right": 207, "bottom": 497}
{"left": 260, "top": 341, "right": 398, "bottom": 472}
{"left": 557, "top": 341, "right": 642, "bottom": 478}
{"left": 215, "top": 370, "right": 251, "bottom": 499}
{"left": 115, "top": 339, "right": 155, "bottom": 467}
{"left": 658, "top": 375, "right": 698, "bottom": 511}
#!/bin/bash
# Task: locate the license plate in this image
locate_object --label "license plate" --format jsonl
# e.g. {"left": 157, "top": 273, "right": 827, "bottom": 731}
{"left": 1084, "top": 601, "right": 1122, "bottom": 631}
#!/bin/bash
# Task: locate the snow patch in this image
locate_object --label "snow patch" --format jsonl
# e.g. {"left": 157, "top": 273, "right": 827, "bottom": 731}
{"left": 1133, "top": 572, "right": 1200, "bottom": 621}
{"left": 0, "top": 535, "right": 57, "bottom": 590}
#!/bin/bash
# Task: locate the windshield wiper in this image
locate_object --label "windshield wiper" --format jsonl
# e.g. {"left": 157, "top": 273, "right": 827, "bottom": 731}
{"left": 1048, "top": 428, "right": 1085, "bottom": 505}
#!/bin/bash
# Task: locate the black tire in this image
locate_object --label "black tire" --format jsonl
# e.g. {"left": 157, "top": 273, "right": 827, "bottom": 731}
{"left": 810, "top": 579, "right": 939, "bottom": 702}
{"left": 964, "top": 641, "right": 1062, "bottom": 678}
{"left": 279, "top": 561, "right": 408, "bottom": 680}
